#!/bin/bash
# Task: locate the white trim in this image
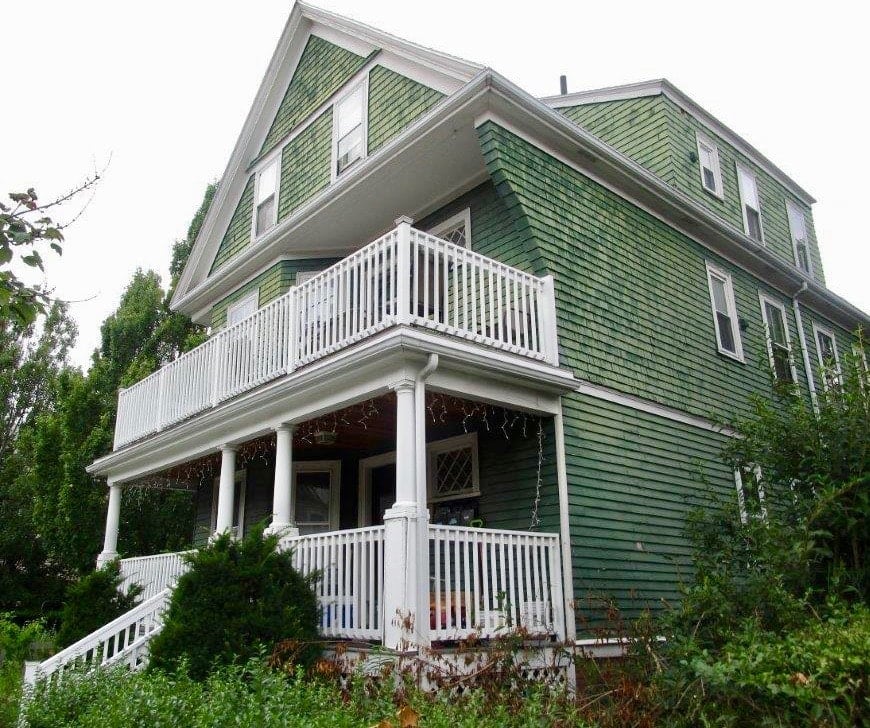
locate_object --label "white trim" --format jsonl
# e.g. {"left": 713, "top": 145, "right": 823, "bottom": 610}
{"left": 573, "top": 379, "right": 739, "bottom": 438}
{"left": 786, "top": 200, "right": 813, "bottom": 277}
{"left": 428, "top": 207, "right": 472, "bottom": 250}
{"left": 542, "top": 78, "right": 815, "bottom": 206}
{"left": 695, "top": 131, "right": 724, "bottom": 200}
{"left": 225, "top": 290, "right": 259, "bottom": 327}
{"left": 736, "top": 163, "right": 764, "bottom": 244}
{"left": 210, "top": 469, "right": 247, "bottom": 536}
{"left": 812, "top": 322, "right": 841, "bottom": 390}
{"left": 331, "top": 75, "right": 370, "bottom": 181}
{"left": 758, "top": 293, "right": 798, "bottom": 384}
{"left": 734, "top": 464, "right": 766, "bottom": 524}
{"left": 426, "top": 432, "right": 480, "bottom": 502}
{"left": 293, "top": 460, "right": 341, "bottom": 533}
{"left": 705, "top": 261, "right": 745, "bottom": 362}
{"left": 553, "top": 406, "right": 576, "bottom": 641}
{"left": 357, "top": 450, "right": 396, "bottom": 527}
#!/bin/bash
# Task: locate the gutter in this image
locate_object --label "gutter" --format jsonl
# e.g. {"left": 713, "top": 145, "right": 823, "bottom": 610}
{"left": 792, "top": 282, "right": 819, "bottom": 413}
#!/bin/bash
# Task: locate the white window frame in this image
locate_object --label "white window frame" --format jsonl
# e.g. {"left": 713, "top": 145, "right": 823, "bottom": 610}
{"left": 251, "top": 154, "right": 281, "bottom": 241}
{"left": 696, "top": 132, "right": 724, "bottom": 199}
{"left": 225, "top": 291, "right": 259, "bottom": 327}
{"left": 293, "top": 460, "right": 341, "bottom": 533}
{"left": 734, "top": 465, "right": 766, "bottom": 524}
{"left": 786, "top": 200, "right": 813, "bottom": 276}
{"left": 705, "top": 262, "right": 744, "bottom": 362}
{"left": 331, "top": 79, "right": 368, "bottom": 181}
{"left": 427, "top": 432, "right": 480, "bottom": 503}
{"left": 758, "top": 293, "right": 797, "bottom": 384}
{"left": 736, "top": 163, "right": 764, "bottom": 244}
{"left": 211, "top": 469, "right": 247, "bottom": 537}
{"left": 428, "top": 208, "right": 472, "bottom": 250}
{"left": 812, "top": 323, "right": 842, "bottom": 390}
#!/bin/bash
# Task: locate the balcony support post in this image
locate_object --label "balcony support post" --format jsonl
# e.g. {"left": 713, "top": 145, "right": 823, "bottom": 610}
{"left": 97, "top": 482, "right": 123, "bottom": 568}
{"left": 214, "top": 445, "right": 238, "bottom": 537}
{"left": 381, "top": 377, "right": 427, "bottom": 650}
{"left": 395, "top": 216, "right": 413, "bottom": 325}
{"left": 540, "top": 274, "right": 560, "bottom": 366}
{"left": 266, "top": 424, "right": 298, "bottom": 538}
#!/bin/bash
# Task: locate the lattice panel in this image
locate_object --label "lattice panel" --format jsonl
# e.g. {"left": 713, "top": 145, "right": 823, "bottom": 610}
{"left": 433, "top": 446, "right": 474, "bottom": 498}
{"left": 439, "top": 223, "right": 467, "bottom": 248}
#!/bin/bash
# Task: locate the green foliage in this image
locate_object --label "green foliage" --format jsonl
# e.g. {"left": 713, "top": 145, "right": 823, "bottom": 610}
{"left": 56, "top": 561, "right": 141, "bottom": 648}
{"left": 19, "top": 658, "right": 590, "bottom": 728}
{"left": 148, "top": 527, "right": 320, "bottom": 679}
{"left": 0, "top": 614, "right": 54, "bottom": 727}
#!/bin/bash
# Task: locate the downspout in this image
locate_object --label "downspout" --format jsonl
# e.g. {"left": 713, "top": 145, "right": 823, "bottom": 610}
{"left": 792, "top": 282, "right": 819, "bottom": 414}
{"left": 415, "top": 353, "right": 438, "bottom": 646}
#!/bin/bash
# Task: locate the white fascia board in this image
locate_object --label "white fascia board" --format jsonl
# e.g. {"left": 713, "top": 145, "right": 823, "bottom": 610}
{"left": 478, "top": 72, "right": 869, "bottom": 332}
{"left": 87, "top": 326, "right": 575, "bottom": 482}
{"left": 541, "top": 78, "right": 816, "bottom": 206}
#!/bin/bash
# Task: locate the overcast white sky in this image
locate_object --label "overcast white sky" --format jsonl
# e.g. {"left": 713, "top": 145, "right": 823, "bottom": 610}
{"left": 3, "top": 1, "right": 867, "bottom": 368}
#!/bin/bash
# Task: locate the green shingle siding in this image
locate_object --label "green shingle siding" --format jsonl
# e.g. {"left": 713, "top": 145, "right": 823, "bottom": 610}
{"left": 278, "top": 109, "right": 333, "bottom": 223}
{"left": 478, "top": 121, "right": 815, "bottom": 422}
{"left": 211, "top": 176, "right": 254, "bottom": 274}
{"left": 210, "top": 258, "right": 339, "bottom": 328}
{"left": 560, "top": 96, "right": 825, "bottom": 285}
{"left": 367, "top": 65, "right": 444, "bottom": 154}
{"left": 260, "top": 35, "right": 370, "bottom": 157}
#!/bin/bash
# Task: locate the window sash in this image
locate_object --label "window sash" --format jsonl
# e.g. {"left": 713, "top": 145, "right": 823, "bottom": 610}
{"left": 787, "top": 202, "right": 811, "bottom": 273}
{"left": 335, "top": 86, "right": 365, "bottom": 174}
{"left": 737, "top": 165, "right": 763, "bottom": 241}
{"left": 707, "top": 267, "right": 741, "bottom": 358}
{"left": 697, "top": 135, "right": 722, "bottom": 195}
{"left": 254, "top": 159, "right": 279, "bottom": 236}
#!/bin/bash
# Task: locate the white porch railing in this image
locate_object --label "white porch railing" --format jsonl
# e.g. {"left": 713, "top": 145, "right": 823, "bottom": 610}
{"left": 26, "top": 588, "right": 170, "bottom": 687}
{"left": 114, "top": 222, "right": 558, "bottom": 448}
{"left": 282, "top": 526, "right": 386, "bottom": 641}
{"left": 119, "top": 551, "right": 194, "bottom": 602}
{"left": 428, "top": 524, "right": 564, "bottom": 641}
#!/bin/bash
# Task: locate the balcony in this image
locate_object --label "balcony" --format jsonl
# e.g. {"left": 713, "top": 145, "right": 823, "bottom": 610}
{"left": 114, "top": 220, "right": 559, "bottom": 449}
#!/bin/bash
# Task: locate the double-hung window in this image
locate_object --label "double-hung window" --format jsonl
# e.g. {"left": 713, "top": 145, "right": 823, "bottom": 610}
{"left": 734, "top": 465, "right": 766, "bottom": 524}
{"left": 706, "top": 262, "right": 743, "bottom": 361}
{"left": 813, "top": 324, "right": 841, "bottom": 390}
{"left": 254, "top": 158, "right": 279, "bottom": 238}
{"left": 759, "top": 294, "right": 795, "bottom": 383}
{"left": 736, "top": 164, "right": 764, "bottom": 243}
{"left": 696, "top": 132, "right": 723, "bottom": 198}
{"left": 786, "top": 201, "right": 812, "bottom": 275}
{"left": 333, "top": 83, "right": 366, "bottom": 177}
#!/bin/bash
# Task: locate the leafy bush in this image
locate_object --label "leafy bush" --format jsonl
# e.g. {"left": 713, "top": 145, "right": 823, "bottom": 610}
{"left": 148, "top": 526, "right": 320, "bottom": 679}
{"left": 0, "top": 615, "right": 54, "bottom": 727}
{"left": 56, "top": 560, "right": 141, "bottom": 648}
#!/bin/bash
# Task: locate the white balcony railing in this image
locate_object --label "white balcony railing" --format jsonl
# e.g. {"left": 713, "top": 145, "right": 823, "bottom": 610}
{"left": 114, "top": 222, "right": 558, "bottom": 449}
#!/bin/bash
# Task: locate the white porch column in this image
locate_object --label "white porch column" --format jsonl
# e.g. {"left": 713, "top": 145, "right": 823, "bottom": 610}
{"left": 266, "top": 424, "right": 298, "bottom": 537}
{"left": 382, "top": 378, "right": 427, "bottom": 650}
{"left": 96, "top": 482, "right": 122, "bottom": 568}
{"left": 214, "top": 445, "right": 237, "bottom": 536}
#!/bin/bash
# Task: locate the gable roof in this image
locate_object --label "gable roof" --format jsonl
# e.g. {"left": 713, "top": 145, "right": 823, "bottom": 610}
{"left": 171, "top": 1, "right": 482, "bottom": 309}
{"left": 541, "top": 79, "right": 816, "bottom": 206}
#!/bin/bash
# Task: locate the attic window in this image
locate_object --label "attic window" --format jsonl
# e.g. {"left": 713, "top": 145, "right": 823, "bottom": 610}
{"left": 333, "top": 82, "right": 367, "bottom": 177}
{"left": 254, "top": 158, "right": 279, "bottom": 237}
{"left": 787, "top": 201, "right": 812, "bottom": 275}
{"left": 696, "top": 132, "right": 723, "bottom": 198}
{"left": 736, "top": 164, "right": 764, "bottom": 243}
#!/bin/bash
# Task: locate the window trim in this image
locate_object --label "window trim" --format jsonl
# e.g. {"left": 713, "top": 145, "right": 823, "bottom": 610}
{"left": 812, "top": 322, "right": 841, "bottom": 390}
{"left": 705, "top": 261, "right": 744, "bottom": 362}
{"left": 225, "top": 290, "right": 259, "bottom": 327}
{"left": 786, "top": 200, "right": 813, "bottom": 276}
{"left": 330, "top": 78, "right": 369, "bottom": 182}
{"left": 758, "top": 293, "right": 797, "bottom": 384}
{"left": 734, "top": 465, "right": 766, "bottom": 524}
{"left": 251, "top": 153, "right": 281, "bottom": 241}
{"left": 292, "top": 460, "right": 341, "bottom": 534}
{"left": 736, "top": 163, "right": 764, "bottom": 244}
{"left": 696, "top": 132, "right": 724, "bottom": 199}
{"left": 428, "top": 208, "right": 472, "bottom": 249}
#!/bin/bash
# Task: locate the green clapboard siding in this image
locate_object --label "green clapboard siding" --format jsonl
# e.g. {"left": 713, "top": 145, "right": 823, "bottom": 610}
{"left": 211, "top": 176, "right": 254, "bottom": 274}
{"left": 800, "top": 307, "right": 860, "bottom": 395}
{"left": 563, "top": 391, "right": 734, "bottom": 625}
{"left": 478, "top": 121, "right": 816, "bottom": 423}
{"left": 278, "top": 109, "right": 333, "bottom": 223}
{"left": 260, "top": 35, "right": 371, "bottom": 157}
{"left": 211, "top": 258, "right": 339, "bottom": 328}
{"left": 560, "top": 96, "right": 825, "bottom": 285}
{"left": 367, "top": 65, "right": 444, "bottom": 154}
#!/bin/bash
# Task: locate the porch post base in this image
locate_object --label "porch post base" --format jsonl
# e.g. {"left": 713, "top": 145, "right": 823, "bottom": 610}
{"left": 96, "top": 550, "right": 119, "bottom": 569}
{"left": 264, "top": 522, "right": 299, "bottom": 539}
{"left": 382, "top": 502, "right": 428, "bottom": 650}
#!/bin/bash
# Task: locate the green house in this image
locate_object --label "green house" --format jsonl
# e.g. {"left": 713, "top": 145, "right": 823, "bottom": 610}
{"left": 39, "top": 0, "right": 867, "bottom": 679}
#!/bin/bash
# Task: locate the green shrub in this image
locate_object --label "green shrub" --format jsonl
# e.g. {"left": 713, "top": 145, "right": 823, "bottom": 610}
{"left": 0, "top": 614, "right": 54, "bottom": 728}
{"left": 147, "top": 526, "right": 320, "bottom": 679}
{"left": 56, "top": 560, "right": 141, "bottom": 648}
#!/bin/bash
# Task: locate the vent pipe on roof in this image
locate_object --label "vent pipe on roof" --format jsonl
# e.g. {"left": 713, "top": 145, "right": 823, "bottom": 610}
{"left": 559, "top": 75, "right": 568, "bottom": 95}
